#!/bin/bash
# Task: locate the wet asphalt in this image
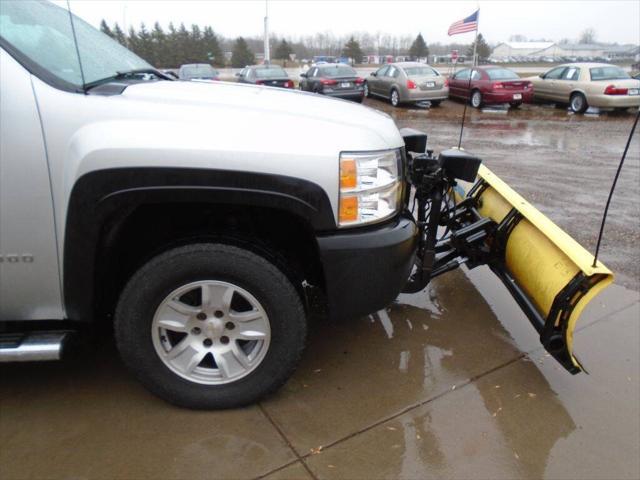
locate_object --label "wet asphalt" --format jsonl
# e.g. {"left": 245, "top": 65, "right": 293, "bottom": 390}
{"left": 1, "top": 100, "right": 639, "bottom": 480}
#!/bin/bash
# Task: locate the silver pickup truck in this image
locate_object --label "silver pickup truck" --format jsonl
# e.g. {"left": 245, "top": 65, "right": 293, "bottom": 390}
{"left": 0, "top": 1, "right": 613, "bottom": 409}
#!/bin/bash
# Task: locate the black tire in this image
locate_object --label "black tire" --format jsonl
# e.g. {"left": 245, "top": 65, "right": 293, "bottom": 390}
{"left": 430, "top": 100, "right": 442, "bottom": 107}
{"left": 363, "top": 81, "right": 370, "bottom": 98}
{"left": 570, "top": 92, "right": 588, "bottom": 114}
{"left": 114, "top": 243, "right": 307, "bottom": 409}
{"left": 470, "top": 90, "right": 482, "bottom": 108}
{"left": 509, "top": 102, "right": 522, "bottom": 108}
{"left": 354, "top": 96, "right": 364, "bottom": 103}
{"left": 390, "top": 88, "right": 401, "bottom": 107}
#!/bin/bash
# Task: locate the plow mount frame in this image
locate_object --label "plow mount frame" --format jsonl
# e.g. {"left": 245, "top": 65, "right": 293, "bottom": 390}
{"left": 401, "top": 144, "right": 613, "bottom": 374}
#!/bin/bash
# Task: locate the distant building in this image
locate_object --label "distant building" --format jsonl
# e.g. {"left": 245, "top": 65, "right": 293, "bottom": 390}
{"left": 313, "top": 55, "right": 336, "bottom": 64}
{"left": 491, "top": 42, "right": 555, "bottom": 59}
{"left": 536, "top": 43, "right": 638, "bottom": 60}
{"left": 491, "top": 41, "right": 639, "bottom": 62}
{"left": 362, "top": 55, "right": 394, "bottom": 64}
{"left": 432, "top": 54, "right": 468, "bottom": 64}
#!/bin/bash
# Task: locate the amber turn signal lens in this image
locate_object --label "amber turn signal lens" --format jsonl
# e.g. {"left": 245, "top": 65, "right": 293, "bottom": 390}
{"left": 340, "top": 159, "right": 357, "bottom": 189}
{"left": 339, "top": 196, "right": 358, "bottom": 223}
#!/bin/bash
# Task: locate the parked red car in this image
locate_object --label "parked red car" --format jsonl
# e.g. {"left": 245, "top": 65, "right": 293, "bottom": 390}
{"left": 448, "top": 66, "right": 533, "bottom": 108}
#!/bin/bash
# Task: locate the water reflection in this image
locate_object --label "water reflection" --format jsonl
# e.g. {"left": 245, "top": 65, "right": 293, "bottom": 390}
{"left": 373, "top": 269, "right": 577, "bottom": 479}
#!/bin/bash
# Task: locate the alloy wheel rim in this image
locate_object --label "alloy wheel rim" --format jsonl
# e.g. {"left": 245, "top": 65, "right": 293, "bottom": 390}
{"left": 151, "top": 280, "right": 271, "bottom": 385}
{"left": 391, "top": 90, "right": 398, "bottom": 105}
{"left": 472, "top": 92, "right": 481, "bottom": 107}
{"left": 364, "top": 83, "right": 369, "bottom": 96}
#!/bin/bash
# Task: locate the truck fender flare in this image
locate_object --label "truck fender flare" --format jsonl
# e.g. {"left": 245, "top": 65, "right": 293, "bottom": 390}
{"left": 63, "top": 167, "right": 335, "bottom": 322}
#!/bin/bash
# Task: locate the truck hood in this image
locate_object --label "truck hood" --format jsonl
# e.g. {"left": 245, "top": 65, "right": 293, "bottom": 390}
{"left": 120, "top": 80, "right": 403, "bottom": 148}
{"left": 33, "top": 77, "right": 406, "bottom": 226}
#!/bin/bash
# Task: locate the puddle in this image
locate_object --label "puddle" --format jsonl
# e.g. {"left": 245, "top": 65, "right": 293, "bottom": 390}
{"left": 1, "top": 265, "right": 638, "bottom": 480}
{"left": 481, "top": 104, "right": 509, "bottom": 114}
{"left": 303, "top": 269, "right": 639, "bottom": 480}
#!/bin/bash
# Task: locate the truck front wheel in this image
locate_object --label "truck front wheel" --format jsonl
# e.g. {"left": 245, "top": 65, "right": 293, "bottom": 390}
{"left": 114, "top": 243, "right": 306, "bottom": 409}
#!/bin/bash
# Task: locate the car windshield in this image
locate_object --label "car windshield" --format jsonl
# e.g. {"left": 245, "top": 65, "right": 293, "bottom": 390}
{"left": 181, "top": 65, "right": 218, "bottom": 79}
{"left": 403, "top": 66, "right": 438, "bottom": 77}
{"left": 321, "top": 65, "right": 357, "bottom": 77}
{"left": 487, "top": 68, "right": 520, "bottom": 80}
{"left": 589, "top": 66, "right": 630, "bottom": 81}
{"left": 255, "top": 67, "right": 288, "bottom": 79}
{"left": 0, "top": 0, "right": 151, "bottom": 90}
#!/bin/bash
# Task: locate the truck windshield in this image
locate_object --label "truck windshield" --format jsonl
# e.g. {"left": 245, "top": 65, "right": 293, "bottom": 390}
{"left": 0, "top": 0, "right": 151, "bottom": 91}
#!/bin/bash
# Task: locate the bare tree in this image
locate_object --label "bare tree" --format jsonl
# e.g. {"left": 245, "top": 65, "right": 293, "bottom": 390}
{"left": 579, "top": 28, "right": 597, "bottom": 44}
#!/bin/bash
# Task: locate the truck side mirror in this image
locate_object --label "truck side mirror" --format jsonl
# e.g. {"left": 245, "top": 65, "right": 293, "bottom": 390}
{"left": 370, "top": 72, "right": 377, "bottom": 77}
{"left": 235, "top": 72, "right": 241, "bottom": 77}
{"left": 539, "top": 73, "right": 546, "bottom": 79}
{"left": 300, "top": 73, "right": 307, "bottom": 78}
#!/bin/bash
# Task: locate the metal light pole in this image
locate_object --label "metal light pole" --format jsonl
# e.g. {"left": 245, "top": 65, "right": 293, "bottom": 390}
{"left": 263, "top": 0, "right": 270, "bottom": 64}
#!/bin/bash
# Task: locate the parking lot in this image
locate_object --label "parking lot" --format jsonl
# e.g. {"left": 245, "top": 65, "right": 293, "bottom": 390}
{"left": 1, "top": 99, "right": 638, "bottom": 480}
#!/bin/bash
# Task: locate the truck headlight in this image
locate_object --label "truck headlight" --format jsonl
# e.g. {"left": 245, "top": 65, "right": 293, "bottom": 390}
{"left": 338, "top": 149, "right": 403, "bottom": 227}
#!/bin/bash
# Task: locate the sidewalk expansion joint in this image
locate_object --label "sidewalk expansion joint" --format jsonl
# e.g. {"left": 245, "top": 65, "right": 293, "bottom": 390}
{"left": 257, "top": 403, "right": 319, "bottom": 480}
{"left": 299, "top": 353, "right": 526, "bottom": 459}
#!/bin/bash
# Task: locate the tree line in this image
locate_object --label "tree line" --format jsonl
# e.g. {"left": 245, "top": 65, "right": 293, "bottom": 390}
{"left": 100, "top": 20, "right": 226, "bottom": 67}
{"left": 100, "top": 20, "right": 485, "bottom": 68}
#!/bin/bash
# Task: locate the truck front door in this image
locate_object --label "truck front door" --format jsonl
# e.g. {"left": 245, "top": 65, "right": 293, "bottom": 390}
{"left": 0, "top": 49, "right": 63, "bottom": 320}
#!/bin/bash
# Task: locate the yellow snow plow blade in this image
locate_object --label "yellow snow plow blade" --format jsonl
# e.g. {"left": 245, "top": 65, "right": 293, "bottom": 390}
{"left": 465, "top": 165, "right": 613, "bottom": 373}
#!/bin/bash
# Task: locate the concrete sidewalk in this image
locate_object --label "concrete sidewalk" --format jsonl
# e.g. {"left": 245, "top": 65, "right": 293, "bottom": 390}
{"left": 1, "top": 267, "right": 638, "bottom": 480}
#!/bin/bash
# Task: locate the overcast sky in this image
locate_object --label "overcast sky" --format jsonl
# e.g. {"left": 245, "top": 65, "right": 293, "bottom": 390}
{"left": 60, "top": 0, "right": 640, "bottom": 45}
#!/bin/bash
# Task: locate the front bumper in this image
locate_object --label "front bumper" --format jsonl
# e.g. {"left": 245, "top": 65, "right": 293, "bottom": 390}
{"left": 317, "top": 215, "right": 418, "bottom": 320}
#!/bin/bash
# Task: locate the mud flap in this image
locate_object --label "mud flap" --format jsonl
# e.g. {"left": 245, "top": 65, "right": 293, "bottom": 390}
{"left": 464, "top": 166, "right": 613, "bottom": 373}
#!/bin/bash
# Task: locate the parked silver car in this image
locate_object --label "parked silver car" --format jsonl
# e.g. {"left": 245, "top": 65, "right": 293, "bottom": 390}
{"left": 364, "top": 62, "right": 449, "bottom": 107}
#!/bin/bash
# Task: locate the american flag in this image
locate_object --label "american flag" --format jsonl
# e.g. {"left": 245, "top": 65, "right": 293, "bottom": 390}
{"left": 448, "top": 10, "right": 479, "bottom": 36}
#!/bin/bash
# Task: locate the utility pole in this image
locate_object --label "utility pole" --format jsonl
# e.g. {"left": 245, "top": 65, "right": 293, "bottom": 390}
{"left": 263, "top": 0, "right": 270, "bottom": 64}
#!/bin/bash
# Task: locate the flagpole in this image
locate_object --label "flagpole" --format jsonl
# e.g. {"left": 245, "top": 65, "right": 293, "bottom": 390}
{"left": 457, "top": 9, "right": 480, "bottom": 149}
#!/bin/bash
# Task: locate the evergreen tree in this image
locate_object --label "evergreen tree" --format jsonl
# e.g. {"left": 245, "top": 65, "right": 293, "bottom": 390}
{"left": 342, "top": 37, "right": 363, "bottom": 64}
{"left": 112, "top": 23, "right": 127, "bottom": 46}
{"left": 100, "top": 19, "right": 114, "bottom": 39}
{"left": 190, "top": 24, "right": 206, "bottom": 62}
{"left": 203, "top": 26, "right": 224, "bottom": 66}
{"left": 127, "top": 26, "right": 139, "bottom": 54}
{"left": 231, "top": 37, "right": 255, "bottom": 67}
{"left": 166, "top": 22, "right": 179, "bottom": 67}
{"left": 409, "top": 33, "right": 429, "bottom": 59}
{"left": 466, "top": 33, "right": 490, "bottom": 62}
{"left": 136, "top": 22, "right": 154, "bottom": 64}
{"left": 151, "top": 22, "right": 167, "bottom": 67}
{"left": 274, "top": 39, "right": 293, "bottom": 60}
{"left": 176, "top": 23, "right": 191, "bottom": 63}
